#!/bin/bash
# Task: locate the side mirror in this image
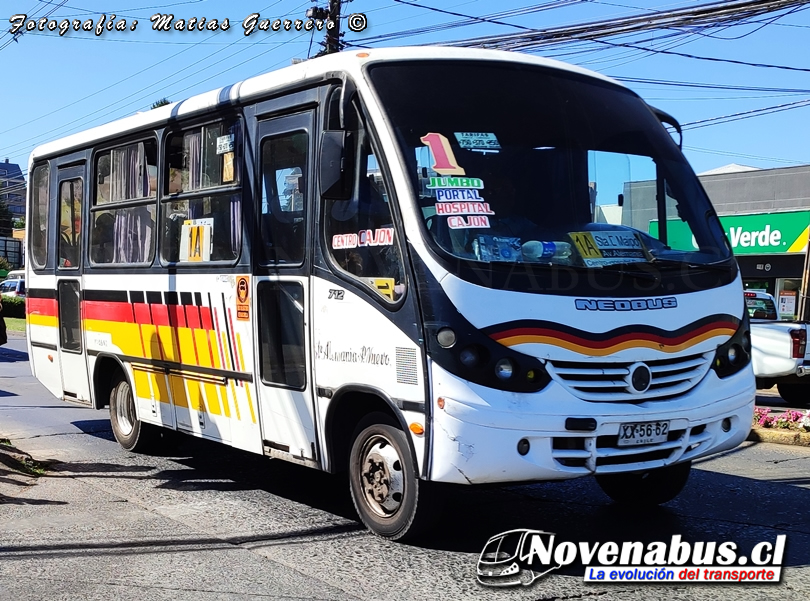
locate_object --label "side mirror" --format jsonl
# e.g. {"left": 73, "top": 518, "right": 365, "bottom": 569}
{"left": 650, "top": 105, "right": 683, "bottom": 149}
{"left": 320, "top": 130, "right": 355, "bottom": 200}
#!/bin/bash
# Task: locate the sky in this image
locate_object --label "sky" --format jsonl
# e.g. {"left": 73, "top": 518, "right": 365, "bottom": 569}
{"left": 1, "top": 0, "right": 809, "bottom": 182}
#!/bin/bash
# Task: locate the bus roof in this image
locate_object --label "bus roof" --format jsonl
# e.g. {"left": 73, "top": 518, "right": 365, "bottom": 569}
{"left": 29, "top": 46, "right": 623, "bottom": 165}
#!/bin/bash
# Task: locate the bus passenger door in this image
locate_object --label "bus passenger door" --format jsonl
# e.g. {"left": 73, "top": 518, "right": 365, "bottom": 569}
{"left": 55, "top": 166, "right": 92, "bottom": 405}
{"left": 253, "top": 111, "right": 318, "bottom": 463}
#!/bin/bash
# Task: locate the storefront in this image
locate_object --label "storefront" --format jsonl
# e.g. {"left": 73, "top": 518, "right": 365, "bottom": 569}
{"left": 652, "top": 210, "right": 810, "bottom": 319}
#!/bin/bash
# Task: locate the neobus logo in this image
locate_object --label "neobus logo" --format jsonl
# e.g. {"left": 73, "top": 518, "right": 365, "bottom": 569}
{"left": 575, "top": 297, "right": 678, "bottom": 311}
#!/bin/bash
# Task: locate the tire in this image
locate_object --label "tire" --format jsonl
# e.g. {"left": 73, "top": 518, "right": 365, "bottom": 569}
{"left": 109, "top": 374, "right": 157, "bottom": 452}
{"left": 776, "top": 383, "right": 810, "bottom": 407}
{"left": 596, "top": 461, "right": 691, "bottom": 507}
{"left": 349, "top": 412, "right": 434, "bottom": 541}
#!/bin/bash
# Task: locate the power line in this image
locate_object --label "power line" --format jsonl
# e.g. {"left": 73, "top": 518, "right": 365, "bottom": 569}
{"left": 440, "top": 0, "right": 809, "bottom": 56}
{"left": 590, "top": 36, "right": 810, "bottom": 73}
{"left": 681, "top": 98, "right": 810, "bottom": 130}
{"left": 0, "top": 0, "right": 294, "bottom": 150}
{"left": 685, "top": 145, "right": 808, "bottom": 165}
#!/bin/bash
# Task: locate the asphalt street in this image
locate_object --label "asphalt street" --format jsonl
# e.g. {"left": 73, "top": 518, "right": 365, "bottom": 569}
{"left": 1, "top": 334, "right": 809, "bottom": 601}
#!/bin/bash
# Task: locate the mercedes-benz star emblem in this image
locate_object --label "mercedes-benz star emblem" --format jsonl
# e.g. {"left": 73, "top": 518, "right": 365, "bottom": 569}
{"left": 628, "top": 363, "right": 652, "bottom": 393}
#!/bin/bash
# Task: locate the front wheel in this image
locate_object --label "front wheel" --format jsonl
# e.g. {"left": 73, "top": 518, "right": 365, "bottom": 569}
{"left": 109, "top": 374, "right": 157, "bottom": 452}
{"left": 595, "top": 461, "right": 691, "bottom": 506}
{"left": 776, "top": 383, "right": 810, "bottom": 407}
{"left": 349, "top": 413, "right": 433, "bottom": 541}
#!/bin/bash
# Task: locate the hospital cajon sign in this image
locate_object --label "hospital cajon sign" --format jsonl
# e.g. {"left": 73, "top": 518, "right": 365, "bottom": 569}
{"left": 649, "top": 210, "right": 810, "bottom": 255}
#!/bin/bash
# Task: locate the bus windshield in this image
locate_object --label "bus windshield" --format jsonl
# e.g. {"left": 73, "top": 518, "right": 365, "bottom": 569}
{"left": 368, "top": 61, "right": 732, "bottom": 273}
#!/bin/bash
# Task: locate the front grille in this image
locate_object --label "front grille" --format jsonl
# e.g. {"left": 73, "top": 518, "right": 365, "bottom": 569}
{"left": 546, "top": 352, "right": 712, "bottom": 402}
{"left": 550, "top": 423, "right": 712, "bottom": 474}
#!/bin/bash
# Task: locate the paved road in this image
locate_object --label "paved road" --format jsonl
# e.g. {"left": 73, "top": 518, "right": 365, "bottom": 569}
{"left": 1, "top": 335, "right": 809, "bottom": 601}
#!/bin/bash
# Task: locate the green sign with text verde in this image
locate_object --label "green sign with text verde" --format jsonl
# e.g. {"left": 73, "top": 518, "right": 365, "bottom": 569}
{"left": 649, "top": 211, "right": 810, "bottom": 255}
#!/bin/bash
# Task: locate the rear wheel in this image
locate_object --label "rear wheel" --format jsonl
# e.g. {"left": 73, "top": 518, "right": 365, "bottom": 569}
{"left": 776, "top": 383, "right": 810, "bottom": 407}
{"left": 349, "top": 412, "right": 434, "bottom": 541}
{"left": 109, "top": 374, "right": 157, "bottom": 452}
{"left": 596, "top": 461, "right": 691, "bottom": 506}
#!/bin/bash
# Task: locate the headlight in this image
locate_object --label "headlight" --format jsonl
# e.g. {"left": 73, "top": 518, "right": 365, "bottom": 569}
{"left": 459, "top": 346, "right": 481, "bottom": 368}
{"left": 500, "top": 562, "right": 519, "bottom": 576}
{"left": 495, "top": 358, "right": 515, "bottom": 380}
{"left": 712, "top": 310, "right": 751, "bottom": 378}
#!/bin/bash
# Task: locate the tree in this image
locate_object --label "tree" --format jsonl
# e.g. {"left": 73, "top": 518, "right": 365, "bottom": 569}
{"left": 13, "top": 216, "right": 25, "bottom": 229}
{"left": 151, "top": 98, "right": 171, "bottom": 109}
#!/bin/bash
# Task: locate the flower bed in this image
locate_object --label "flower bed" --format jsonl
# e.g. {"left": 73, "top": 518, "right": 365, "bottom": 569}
{"left": 753, "top": 407, "right": 810, "bottom": 432}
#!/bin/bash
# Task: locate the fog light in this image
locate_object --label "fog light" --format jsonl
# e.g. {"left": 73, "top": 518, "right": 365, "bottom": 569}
{"left": 517, "top": 438, "right": 530, "bottom": 456}
{"left": 495, "top": 358, "right": 515, "bottom": 380}
{"left": 721, "top": 418, "right": 731, "bottom": 432}
{"left": 437, "top": 327, "right": 457, "bottom": 348}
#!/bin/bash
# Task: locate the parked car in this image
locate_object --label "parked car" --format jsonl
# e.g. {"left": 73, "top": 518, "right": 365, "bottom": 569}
{"left": 748, "top": 290, "right": 810, "bottom": 405}
{"left": 0, "top": 276, "right": 25, "bottom": 297}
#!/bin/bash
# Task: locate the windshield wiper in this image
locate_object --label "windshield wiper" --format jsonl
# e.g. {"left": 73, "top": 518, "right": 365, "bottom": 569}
{"left": 648, "top": 257, "right": 734, "bottom": 272}
{"left": 594, "top": 262, "right": 660, "bottom": 282}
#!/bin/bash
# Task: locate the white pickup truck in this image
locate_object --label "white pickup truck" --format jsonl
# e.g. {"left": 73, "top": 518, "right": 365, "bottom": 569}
{"left": 748, "top": 290, "right": 810, "bottom": 406}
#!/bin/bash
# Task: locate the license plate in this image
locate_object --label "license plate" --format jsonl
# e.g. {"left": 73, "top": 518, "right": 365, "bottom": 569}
{"left": 617, "top": 421, "right": 670, "bottom": 447}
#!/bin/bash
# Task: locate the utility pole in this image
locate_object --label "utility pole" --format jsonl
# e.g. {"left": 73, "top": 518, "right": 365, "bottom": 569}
{"left": 309, "top": 0, "right": 344, "bottom": 56}
{"left": 798, "top": 227, "right": 810, "bottom": 321}
{"left": 325, "top": 0, "right": 342, "bottom": 54}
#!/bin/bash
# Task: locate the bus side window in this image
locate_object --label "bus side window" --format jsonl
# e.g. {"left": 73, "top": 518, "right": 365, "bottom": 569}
{"left": 324, "top": 133, "right": 406, "bottom": 303}
{"left": 257, "top": 281, "right": 306, "bottom": 389}
{"left": 259, "top": 131, "right": 308, "bottom": 265}
{"left": 161, "top": 119, "right": 242, "bottom": 264}
{"left": 58, "top": 178, "right": 82, "bottom": 269}
{"left": 30, "top": 164, "right": 50, "bottom": 269}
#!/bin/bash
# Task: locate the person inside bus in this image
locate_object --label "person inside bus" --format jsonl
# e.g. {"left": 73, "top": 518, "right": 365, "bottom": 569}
{"left": 91, "top": 212, "right": 115, "bottom": 263}
{"left": 59, "top": 216, "right": 81, "bottom": 268}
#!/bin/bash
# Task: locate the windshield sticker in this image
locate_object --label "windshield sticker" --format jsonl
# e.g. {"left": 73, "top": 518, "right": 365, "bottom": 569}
{"left": 435, "top": 188, "right": 485, "bottom": 201}
{"left": 216, "top": 134, "right": 235, "bottom": 155}
{"left": 420, "top": 133, "right": 466, "bottom": 175}
{"left": 427, "top": 176, "right": 484, "bottom": 189}
{"left": 332, "top": 227, "right": 394, "bottom": 249}
{"left": 570, "top": 231, "right": 647, "bottom": 266}
{"left": 448, "top": 216, "right": 491, "bottom": 229}
{"left": 474, "top": 236, "right": 522, "bottom": 262}
{"left": 454, "top": 132, "right": 501, "bottom": 153}
{"left": 435, "top": 202, "right": 495, "bottom": 216}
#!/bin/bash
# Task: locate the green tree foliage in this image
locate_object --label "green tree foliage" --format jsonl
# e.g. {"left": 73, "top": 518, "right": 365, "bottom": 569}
{"left": 151, "top": 98, "right": 171, "bottom": 109}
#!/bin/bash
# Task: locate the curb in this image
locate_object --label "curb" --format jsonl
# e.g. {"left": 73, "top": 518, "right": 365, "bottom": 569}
{"left": 747, "top": 427, "right": 810, "bottom": 447}
{"left": 0, "top": 442, "right": 53, "bottom": 476}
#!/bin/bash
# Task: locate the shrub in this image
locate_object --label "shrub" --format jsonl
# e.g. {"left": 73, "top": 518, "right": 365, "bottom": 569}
{"left": 0, "top": 295, "right": 25, "bottom": 318}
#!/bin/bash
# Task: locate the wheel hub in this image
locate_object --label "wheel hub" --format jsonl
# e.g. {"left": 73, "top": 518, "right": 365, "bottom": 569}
{"left": 360, "top": 436, "right": 404, "bottom": 517}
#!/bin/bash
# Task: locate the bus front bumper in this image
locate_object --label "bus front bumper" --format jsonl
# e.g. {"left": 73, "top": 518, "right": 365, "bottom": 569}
{"left": 427, "top": 364, "right": 755, "bottom": 485}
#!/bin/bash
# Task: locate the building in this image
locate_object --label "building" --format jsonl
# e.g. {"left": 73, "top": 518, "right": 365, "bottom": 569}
{"left": 0, "top": 158, "right": 26, "bottom": 224}
{"left": 621, "top": 163, "right": 810, "bottom": 320}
